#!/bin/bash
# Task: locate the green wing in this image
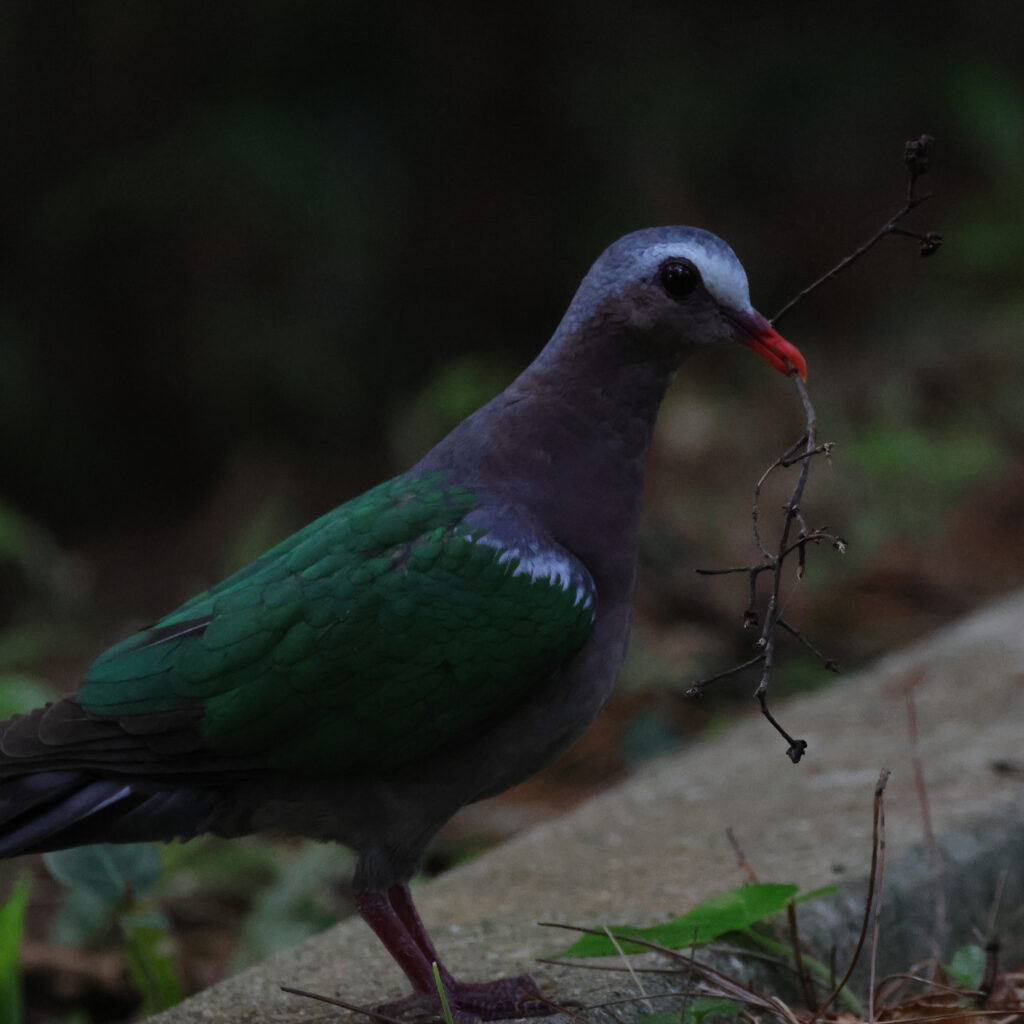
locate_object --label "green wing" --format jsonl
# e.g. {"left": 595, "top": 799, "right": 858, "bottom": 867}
{"left": 79, "top": 472, "right": 596, "bottom": 776}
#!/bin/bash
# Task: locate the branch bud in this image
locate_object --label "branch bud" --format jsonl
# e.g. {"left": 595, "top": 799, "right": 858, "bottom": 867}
{"left": 904, "top": 134, "right": 934, "bottom": 179}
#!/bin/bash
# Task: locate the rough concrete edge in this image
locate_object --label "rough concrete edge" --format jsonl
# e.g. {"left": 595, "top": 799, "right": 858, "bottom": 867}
{"left": 519, "top": 799, "right": 1024, "bottom": 1022}
{"left": 146, "top": 588, "right": 1024, "bottom": 1023}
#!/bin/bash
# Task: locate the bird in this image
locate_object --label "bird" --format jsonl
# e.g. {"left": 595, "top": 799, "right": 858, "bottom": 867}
{"left": 0, "top": 226, "right": 806, "bottom": 1022}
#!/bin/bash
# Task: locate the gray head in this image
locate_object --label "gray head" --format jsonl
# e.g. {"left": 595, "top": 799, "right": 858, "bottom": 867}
{"left": 553, "top": 226, "right": 806, "bottom": 379}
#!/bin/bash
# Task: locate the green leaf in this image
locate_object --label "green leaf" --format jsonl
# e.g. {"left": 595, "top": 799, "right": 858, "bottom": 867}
{"left": 432, "top": 961, "right": 455, "bottom": 1024}
{"left": 559, "top": 883, "right": 822, "bottom": 957}
{"left": 641, "top": 1013, "right": 682, "bottom": 1024}
{"left": 0, "top": 878, "right": 30, "bottom": 1024}
{"left": 121, "top": 913, "right": 185, "bottom": 1014}
{"left": 684, "top": 997, "right": 747, "bottom": 1023}
{"left": 48, "top": 884, "right": 112, "bottom": 946}
{"left": 944, "top": 944, "right": 986, "bottom": 989}
{"left": 640, "top": 999, "right": 745, "bottom": 1024}
{"left": 792, "top": 885, "right": 837, "bottom": 905}
{"left": 44, "top": 843, "right": 163, "bottom": 905}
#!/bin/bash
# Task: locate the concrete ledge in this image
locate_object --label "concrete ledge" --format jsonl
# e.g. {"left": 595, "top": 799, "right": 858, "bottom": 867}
{"left": 152, "top": 589, "right": 1024, "bottom": 1022}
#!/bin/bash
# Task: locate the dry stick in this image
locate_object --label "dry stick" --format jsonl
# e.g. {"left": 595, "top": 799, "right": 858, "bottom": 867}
{"left": 903, "top": 668, "right": 948, "bottom": 969}
{"left": 868, "top": 768, "right": 889, "bottom": 1024}
{"left": 807, "top": 768, "right": 891, "bottom": 1024}
{"left": 603, "top": 924, "right": 654, "bottom": 1013}
{"left": 751, "top": 374, "right": 819, "bottom": 763}
{"left": 530, "top": 994, "right": 593, "bottom": 1024}
{"left": 786, "top": 901, "right": 817, "bottom": 1011}
{"left": 690, "top": 374, "right": 837, "bottom": 762}
{"left": 532, "top": 958, "right": 692, "bottom": 976}
{"left": 726, "top": 826, "right": 761, "bottom": 884}
{"left": 688, "top": 135, "right": 939, "bottom": 761}
{"left": 770, "top": 190, "right": 935, "bottom": 327}
{"left": 540, "top": 921, "right": 802, "bottom": 1024}
{"left": 977, "top": 868, "right": 1008, "bottom": 1005}
{"left": 280, "top": 985, "right": 408, "bottom": 1024}
{"left": 571, "top": 991, "right": 704, "bottom": 1011}
{"left": 777, "top": 618, "right": 839, "bottom": 672}
{"left": 682, "top": 929, "right": 700, "bottom": 1024}
{"left": 771, "top": 134, "right": 939, "bottom": 329}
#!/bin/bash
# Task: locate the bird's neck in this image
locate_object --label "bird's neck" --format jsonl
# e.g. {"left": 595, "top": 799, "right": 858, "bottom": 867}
{"left": 423, "top": 327, "right": 679, "bottom": 588}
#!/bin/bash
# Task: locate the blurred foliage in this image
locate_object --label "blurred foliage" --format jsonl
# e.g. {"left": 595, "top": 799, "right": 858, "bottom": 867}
{"left": 0, "top": 878, "right": 30, "bottom": 1024}
{"left": 0, "top": 675, "right": 56, "bottom": 720}
{"left": 389, "top": 354, "right": 520, "bottom": 466}
{"left": 230, "top": 842, "right": 353, "bottom": 968}
{"left": 846, "top": 422, "right": 1010, "bottom": 547}
{"left": 944, "top": 943, "right": 988, "bottom": 990}
{"left": 44, "top": 844, "right": 183, "bottom": 1015}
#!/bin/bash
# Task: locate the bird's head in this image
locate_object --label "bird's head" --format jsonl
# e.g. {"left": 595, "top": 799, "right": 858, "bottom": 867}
{"left": 558, "top": 226, "right": 807, "bottom": 380}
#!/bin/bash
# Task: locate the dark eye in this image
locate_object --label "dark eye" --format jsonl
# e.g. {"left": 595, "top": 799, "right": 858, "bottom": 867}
{"left": 660, "top": 261, "right": 699, "bottom": 298}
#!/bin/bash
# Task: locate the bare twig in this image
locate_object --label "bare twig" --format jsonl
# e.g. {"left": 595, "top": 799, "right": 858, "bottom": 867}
{"left": 808, "top": 768, "right": 891, "bottom": 1024}
{"left": 603, "top": 925, "right": 654, "bottom": 1013}
{"left": 280, "top": 985, "right": 408, "bottom": 1024}
{"left": 778, "top": 619, "right": 839, "bottom": 671}
{"left": 540, "top": 921, "right": 803, "bottom": 1024}
{"left": 772, "top": 134, "right": 940, "bottom": 327}
{"left": 977, "top": 868, "right": 1008, "bottom": 1005}
{"left": 787, "top": 900, "right": 817, "bottom": 1010}
{"left": 688, "top": 315, "right": 828, "bottom": 764}
{"left": 726, "top": 826, "right": 760, "bottom": 884}
{"left": 904, "top": 667, "right": 948, "bottom": 962}
{"left": 687, "top": 135, "right": 940, "bottom": 760}
{"left": 868, "top": 766, "right": 889, "bottom": 1023}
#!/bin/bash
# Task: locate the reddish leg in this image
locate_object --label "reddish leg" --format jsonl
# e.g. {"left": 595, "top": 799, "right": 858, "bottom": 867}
{"left": 355, "top": 885, "right": 552, "bottom": 1022}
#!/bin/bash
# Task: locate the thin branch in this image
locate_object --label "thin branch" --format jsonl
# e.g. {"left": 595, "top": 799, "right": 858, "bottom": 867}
{"left": 280, "top": 985, "right": 408, "bottom": 1024}
{"left": 686, "top": 135, "right": 940, "bottom": 759}
{"left": 772, "top": 134, "right": 940, "bottom": 326}
{"left": 777, "top": 619, "right": 839, "bottom": 671}
{"left": 868, "top": 766, "right": 889, "bottom": 1024}
{"left": 604, "top": 925, "right": 654, "bottom": 1013}
{"left": 540, "top": 921, "right": 803, "bottom": 1024}
{"left": 808, "top": 768, "right": 891, "bottom": 1024}
{"left": 687, "top": 655, "right": 765, "bottom": 695}
{"left": 787, "top": 900, "right": 817, "bottom": 1010}
{"left": 726, "top": 827, "right": 761, "bottom": 884}
{"left": 904, "top": 667, "right": 947, "bottom": 962}
{"left": 977, "top": 869, "right": 1008, "bottom": 1005}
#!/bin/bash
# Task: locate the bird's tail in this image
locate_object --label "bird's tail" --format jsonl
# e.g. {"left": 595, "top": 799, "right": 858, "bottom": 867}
{"left": 0, "top": 771, "right": 211, "bottom": 857}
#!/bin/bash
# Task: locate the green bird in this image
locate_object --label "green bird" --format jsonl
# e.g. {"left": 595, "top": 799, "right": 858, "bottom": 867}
{"left": 0, "top": 227, "right": 806, "bottom": 1021}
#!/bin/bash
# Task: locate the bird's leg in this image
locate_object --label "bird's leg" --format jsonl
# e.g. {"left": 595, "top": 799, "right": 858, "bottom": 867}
{"left": 356, "top": 888, "right": 440, "bottom": 994}
{"left": 387, "top": 883, "right": 458, "bottom": 989}
{"left": 355, "top": 886, "right": 552, "bottom": 1022}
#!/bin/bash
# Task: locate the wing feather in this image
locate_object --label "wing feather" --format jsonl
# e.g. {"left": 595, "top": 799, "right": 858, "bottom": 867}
{"left": 73, "top": 472, "right": 596, "bottom": 778}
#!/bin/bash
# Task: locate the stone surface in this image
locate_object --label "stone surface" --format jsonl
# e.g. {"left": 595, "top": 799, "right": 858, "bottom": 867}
{"left": 150, "top": 588, "right": 1024, "bottom": 1023}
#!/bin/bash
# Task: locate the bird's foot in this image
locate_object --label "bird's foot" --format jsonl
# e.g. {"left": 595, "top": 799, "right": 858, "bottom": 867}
{"left": 374, "top": 973, "right": 553, "bottom": 1022}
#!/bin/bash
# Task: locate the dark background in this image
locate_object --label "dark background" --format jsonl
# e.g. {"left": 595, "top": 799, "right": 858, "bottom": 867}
{"left": 1, "top": 2, "right": 1023, "bottom": 1016}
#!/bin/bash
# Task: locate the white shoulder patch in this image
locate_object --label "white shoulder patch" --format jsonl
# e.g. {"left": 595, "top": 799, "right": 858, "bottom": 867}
{"left": 469, "top": 533, "right": 596, "bottom": 611}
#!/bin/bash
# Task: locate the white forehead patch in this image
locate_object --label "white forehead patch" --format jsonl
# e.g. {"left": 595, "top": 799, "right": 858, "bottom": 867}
{"left": 642, "top": 240, "right": 753, "bottom": 313}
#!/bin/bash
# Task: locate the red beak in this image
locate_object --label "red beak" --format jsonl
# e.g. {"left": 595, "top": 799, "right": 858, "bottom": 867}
{"left": 728, "top": 310, "right": 808, "bottom": 380}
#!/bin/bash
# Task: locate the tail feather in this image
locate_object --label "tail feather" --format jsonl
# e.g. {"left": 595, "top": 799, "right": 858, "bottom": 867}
{"left": 0, "top": 771, "right": 213, "bottom": 857}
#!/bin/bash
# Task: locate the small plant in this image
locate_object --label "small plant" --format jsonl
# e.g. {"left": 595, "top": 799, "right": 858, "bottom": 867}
{"left": 553, "top": 882, "right": 833, "bottom": 959}
{"left": 44, "top": 843, "right": 184, "bottom": 1016}
{"left": 433, "top": 960, "right": 456, "bottom": 1024}
{"left": 0, "top": 878, "right": 30, "bottom": 1024}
